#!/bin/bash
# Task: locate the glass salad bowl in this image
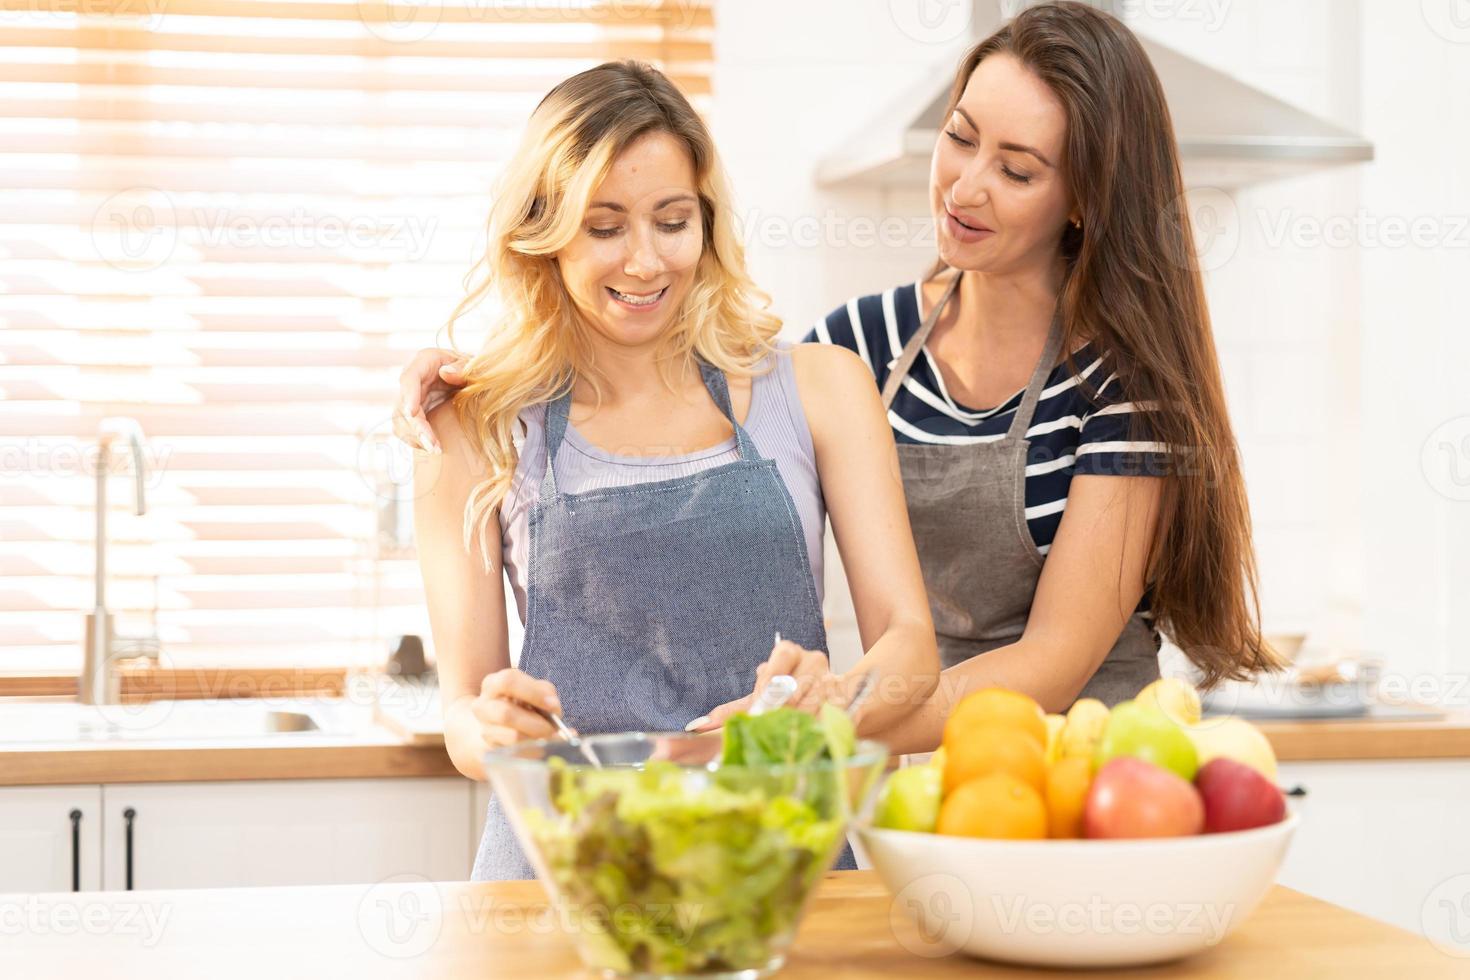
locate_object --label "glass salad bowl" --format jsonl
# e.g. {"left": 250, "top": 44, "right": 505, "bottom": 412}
{"left": 484, "top": 727, "right": 888, "bottom": 979}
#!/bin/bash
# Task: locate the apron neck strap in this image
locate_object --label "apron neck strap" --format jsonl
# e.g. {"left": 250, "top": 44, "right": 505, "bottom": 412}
{"left": 538, "top": 359, "right": 757, "bottom": 501}
{"left": 880, "top": 270, "right": 961, "bottom": 410}
{"left": 1005, "top": 304, "right": 1065, "bottom": 441}
{"left": 880, "top": 270, "right": 1067, "bottom": 441}
{"left": 697, "top": 360, "right": 760, "bottom": 461}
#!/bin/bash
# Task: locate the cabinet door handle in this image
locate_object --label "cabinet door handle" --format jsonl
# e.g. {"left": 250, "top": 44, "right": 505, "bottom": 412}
{"left": 123, "top": 807, "right": 136, "bottom": 891}
{"left": 69, "top": 809, "right": 82, "bottom": 892}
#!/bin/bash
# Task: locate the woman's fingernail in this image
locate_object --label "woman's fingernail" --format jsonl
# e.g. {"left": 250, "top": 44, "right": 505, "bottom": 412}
{"left": 544, "top": 694, "right": 560, "bottom": 712}
{"left": 684, "top": 716, "right": 710, "bottom": 732}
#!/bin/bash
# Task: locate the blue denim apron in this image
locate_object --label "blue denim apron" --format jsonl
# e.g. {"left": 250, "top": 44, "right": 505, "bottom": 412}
{"left": 471, "top": 359, "right": 853, "bottom": 880}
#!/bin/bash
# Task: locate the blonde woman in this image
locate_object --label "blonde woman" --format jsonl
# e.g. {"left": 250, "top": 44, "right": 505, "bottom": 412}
{"left": 408, "top": 62, "right": 937, "bottom": 880}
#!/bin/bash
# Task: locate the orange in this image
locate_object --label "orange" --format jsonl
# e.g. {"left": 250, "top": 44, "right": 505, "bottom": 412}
{"left": 1044, "top": 756, "right": 1092, "bottom": 839}
{"left": 943, "top": 688, "right": 1047, "bottom": 751}
{"left": 937, "top": 772, "right": 1047, "bottom": 839}
{"left": 942, "top": 724, "right": 1046, "bottom": 796}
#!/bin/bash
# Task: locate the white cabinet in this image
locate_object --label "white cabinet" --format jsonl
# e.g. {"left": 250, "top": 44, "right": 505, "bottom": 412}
{"left": 95, "top": 778, "right": 474, "bottom": 891}
{"left": 0, "top": 785, "right": 104, "bottom": 894}
{"left": 1276, "top": 760, "right": 1470, "bottom": 934}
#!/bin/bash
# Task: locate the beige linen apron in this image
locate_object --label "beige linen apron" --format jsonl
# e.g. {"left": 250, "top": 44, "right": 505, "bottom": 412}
{"left": 881, "top": 271, "right": 1159, "bottom": 707}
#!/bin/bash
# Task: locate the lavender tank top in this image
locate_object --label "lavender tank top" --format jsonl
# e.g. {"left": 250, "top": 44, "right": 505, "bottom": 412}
{"left": 498, "top": 341, "right": 824, "bottom": 623}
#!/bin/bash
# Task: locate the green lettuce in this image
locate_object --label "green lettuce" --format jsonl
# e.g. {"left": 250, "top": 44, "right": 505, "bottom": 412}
{"left": 523, "top": 707, "right": 859, "bottom": 975}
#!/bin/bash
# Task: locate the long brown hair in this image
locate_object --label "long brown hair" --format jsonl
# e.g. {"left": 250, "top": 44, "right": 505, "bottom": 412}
{"left": 942, "top": 2, "right": 1282, "bottom": 686}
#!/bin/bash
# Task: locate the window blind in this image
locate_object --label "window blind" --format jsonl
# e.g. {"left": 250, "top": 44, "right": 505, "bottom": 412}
{"left": 0, "top": 0, "right": 715, "bottom": 675}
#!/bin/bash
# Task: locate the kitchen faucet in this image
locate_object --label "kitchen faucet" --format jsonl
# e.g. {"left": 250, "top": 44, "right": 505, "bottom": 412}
{"left": 79, "top": 417, "right": 161, "bottom": 705}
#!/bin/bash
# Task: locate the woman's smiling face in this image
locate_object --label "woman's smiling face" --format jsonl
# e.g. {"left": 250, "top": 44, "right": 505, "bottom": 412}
{"left": 930, "top": 52, "right": 1076, "bottom": 275}
{"left": 556, "top": 130, "right": 704, "bottom": 350}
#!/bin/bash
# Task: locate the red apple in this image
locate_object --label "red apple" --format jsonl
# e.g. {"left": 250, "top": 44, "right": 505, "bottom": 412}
{"left": 1083, "top": 757, "right": 1205, "bottom": 839}
{"left": 1194, "top": 757, "right": 1287, "bottom": 833}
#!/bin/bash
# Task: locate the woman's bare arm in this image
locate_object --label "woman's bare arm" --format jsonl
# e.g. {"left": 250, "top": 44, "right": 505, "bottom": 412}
{"left": 791, "top": 344, "right": 940, "bottom": 734}
{"left": 411, "top": 400, "right": 512, "bottom": 780}
{"left": 877, "top": 472, "right": 1164, "bottom": 754}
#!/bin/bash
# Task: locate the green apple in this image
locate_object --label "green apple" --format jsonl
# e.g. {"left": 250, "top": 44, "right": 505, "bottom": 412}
{"left": 873, "top": 765, "right": 942, "bottom": 833}
{"left": 1092, "top": 700, "right": 1199, "bottom": 781}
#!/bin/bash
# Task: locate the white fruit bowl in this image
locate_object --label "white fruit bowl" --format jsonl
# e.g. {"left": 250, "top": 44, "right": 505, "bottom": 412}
{"left": 855, "top": 810, "right": 1299, "bottom": 968}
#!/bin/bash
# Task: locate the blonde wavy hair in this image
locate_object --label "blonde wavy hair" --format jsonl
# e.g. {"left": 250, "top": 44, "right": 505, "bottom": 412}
{"left": 442, "top": 61, "right": 782, "bottom": 569}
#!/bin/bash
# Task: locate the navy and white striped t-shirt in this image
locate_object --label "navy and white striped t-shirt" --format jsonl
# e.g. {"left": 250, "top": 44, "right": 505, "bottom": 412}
{"left": 802, "top": 281, "right": 1168, "bottom": 557}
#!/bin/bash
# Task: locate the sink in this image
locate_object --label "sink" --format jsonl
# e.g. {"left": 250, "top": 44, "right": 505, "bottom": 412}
{"left": 0, "top": 698, "right": 361, "bottom": 744}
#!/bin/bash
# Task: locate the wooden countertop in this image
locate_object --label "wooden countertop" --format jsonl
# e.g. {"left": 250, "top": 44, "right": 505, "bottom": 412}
{"left": 0, "top": 731, "right": 461, "bottom": 785}
{"left": 1257, "top": 708, "right": 1470, "bottom": 763}
{"left": 3, "top": 870, "right": 1458, "bottom": 978}
{"left": 6, "top": 701, "right": 1470, "bottom": 788}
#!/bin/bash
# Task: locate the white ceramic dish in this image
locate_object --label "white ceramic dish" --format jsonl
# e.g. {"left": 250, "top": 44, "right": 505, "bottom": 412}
{"left": 856, "top": 811, "right": 1299, "bottom": 968}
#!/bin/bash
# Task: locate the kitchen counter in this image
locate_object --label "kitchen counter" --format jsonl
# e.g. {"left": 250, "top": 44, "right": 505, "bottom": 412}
{"left": 5, "top": 698, "right": 1470, "bottom": 787}
{"left": 0, "top": 694, "right": 459, "bottom": 785}
{"left": 3, "top": 870, "right": 1458, "bottom": 978}
{"left": 1257, "top": 708, "right": 1470, "bottom": 762}
{"left": 0, "top": 731, "right": 460, "bottom": 785}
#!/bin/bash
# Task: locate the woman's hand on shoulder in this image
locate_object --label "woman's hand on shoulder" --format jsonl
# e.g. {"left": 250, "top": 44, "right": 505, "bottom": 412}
{"left": 394, "top": 347, "right": 469, "bottom": 454}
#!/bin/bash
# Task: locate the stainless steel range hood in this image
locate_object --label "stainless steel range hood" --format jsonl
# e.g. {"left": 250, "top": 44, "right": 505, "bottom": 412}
{"left": 816, "top": 2, "right": 1373, "bottom": 190}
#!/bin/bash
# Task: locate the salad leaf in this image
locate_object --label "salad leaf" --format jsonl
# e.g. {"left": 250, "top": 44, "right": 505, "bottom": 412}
{"left": 719, "top": 707, "right": 828, "bottom": 767}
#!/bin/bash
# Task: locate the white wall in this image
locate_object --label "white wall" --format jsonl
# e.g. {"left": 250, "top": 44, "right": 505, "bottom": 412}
{"left": 1356, "top": 0, "right": 1470, "bottom": 691}
{"left": 712, "top": 0, "right": 1468, "bottom": 692}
